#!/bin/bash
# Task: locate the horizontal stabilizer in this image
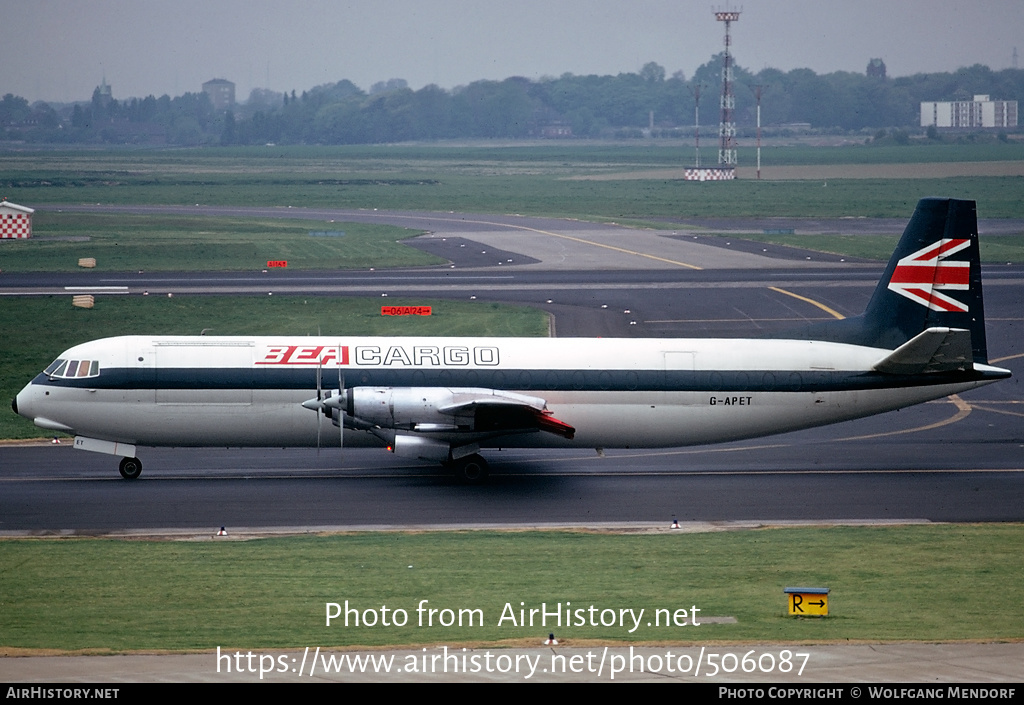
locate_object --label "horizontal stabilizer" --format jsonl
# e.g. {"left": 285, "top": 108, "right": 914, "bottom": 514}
{"left": 872, "top": 327, "right": 973, "bottom": 375}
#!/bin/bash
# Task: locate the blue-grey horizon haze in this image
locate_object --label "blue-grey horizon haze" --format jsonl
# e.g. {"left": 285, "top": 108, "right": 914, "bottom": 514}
{"left": 3, "top": 0, "right": 1022, "bottom": 104}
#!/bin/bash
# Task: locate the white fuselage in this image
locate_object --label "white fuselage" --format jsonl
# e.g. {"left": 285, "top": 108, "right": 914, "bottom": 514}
{"left": 14, "top": 334, "right": 1003, "bottom": 452}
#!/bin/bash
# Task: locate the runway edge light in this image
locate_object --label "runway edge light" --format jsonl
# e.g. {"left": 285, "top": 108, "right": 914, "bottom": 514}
{"left": 784, "top": 587, "right": 829, "bottom": 617}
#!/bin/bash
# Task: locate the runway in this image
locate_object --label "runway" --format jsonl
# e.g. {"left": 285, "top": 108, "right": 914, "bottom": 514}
{"left": 2, "top": 418, "right": 1023, "bottom": 531}
{"left": 2, "top": 205, "right": 1022, "bottom": 530}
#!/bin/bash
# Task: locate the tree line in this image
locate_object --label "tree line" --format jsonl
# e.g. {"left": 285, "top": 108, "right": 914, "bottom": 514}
{"left": 2, "top": 56, "right": 1022, "bottom": 146}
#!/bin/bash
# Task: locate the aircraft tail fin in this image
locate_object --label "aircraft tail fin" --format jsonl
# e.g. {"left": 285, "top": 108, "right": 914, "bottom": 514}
{"left": 803, "top": 198, "right": 989, "bottom": 364}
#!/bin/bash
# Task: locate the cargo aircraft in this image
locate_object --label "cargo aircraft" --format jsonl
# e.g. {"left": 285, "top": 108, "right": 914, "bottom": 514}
{"left": 11, "top": 198, "right": 1011, "bottom": 482}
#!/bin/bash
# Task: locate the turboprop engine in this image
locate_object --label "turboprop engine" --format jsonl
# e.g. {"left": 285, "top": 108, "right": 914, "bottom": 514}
{"left": 321, "top": 386, "right": 557, "bottom": 434}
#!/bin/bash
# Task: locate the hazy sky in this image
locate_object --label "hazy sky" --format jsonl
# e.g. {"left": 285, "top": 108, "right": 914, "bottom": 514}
{"left": 3, "top": 0, "right": 1022, "bottom": 104}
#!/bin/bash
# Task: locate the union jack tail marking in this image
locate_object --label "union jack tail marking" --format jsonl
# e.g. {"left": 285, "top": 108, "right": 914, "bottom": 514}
{"left": 887, "top": 238, "right": 970, "bottom": 312}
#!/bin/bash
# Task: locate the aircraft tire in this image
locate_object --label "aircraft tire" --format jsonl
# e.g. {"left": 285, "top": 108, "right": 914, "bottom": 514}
{"left": 119, "top": 457, "right": 142, "bottom": 480}
{"left": 452, "top": 454, "right": 489, "bottom": 484}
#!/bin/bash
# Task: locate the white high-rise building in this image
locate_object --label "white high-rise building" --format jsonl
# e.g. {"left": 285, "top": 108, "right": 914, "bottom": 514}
{"left": 921, "top": 95, "right": 1017, "bottom": 128}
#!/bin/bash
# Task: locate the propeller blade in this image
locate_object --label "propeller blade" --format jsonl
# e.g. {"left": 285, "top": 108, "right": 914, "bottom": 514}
{"left": 339, "top": 365, "right": 345, "bottom": 453}
{"left": 316, "top": 362, "right": 323, "bottom": 456}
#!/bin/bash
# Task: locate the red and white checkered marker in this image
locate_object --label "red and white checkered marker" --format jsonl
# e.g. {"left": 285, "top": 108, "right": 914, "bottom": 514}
{"left": 0, "top": 213, "right": 31, "bottom": 238}
{"left": 683, "top": 168, "right": 735, "bottom": 181}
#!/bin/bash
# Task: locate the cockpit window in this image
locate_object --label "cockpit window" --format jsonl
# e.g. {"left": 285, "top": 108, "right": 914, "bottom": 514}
{"left": 46, "top": 358, "right": 100, "bottom": 379}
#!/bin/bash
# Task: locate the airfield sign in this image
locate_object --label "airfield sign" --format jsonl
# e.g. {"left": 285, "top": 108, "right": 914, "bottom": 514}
{"left": 784, "top": 587, "right": 830, "bottom": 617}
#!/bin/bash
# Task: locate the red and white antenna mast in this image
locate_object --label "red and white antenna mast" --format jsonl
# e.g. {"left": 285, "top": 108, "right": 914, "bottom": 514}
{"left": 714, "top": 6, "right": 741, "bottom": 169}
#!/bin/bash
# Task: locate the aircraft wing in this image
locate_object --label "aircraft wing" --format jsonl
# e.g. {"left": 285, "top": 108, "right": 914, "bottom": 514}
{"left": 436, "top": 388, "right": 548, "bottom": 414}
{"left": 872, "top": 327, "right": 974, "bottom": 374}
{"left": 315, "top": 386, "right": 577, "bottom": 441}
{"left": 438, "top": 389, "right": 576, "bottom": 440}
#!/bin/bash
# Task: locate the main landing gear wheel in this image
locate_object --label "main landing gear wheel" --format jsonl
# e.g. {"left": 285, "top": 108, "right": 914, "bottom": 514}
{"left": 450, "top": 454, "right": 489, "bottom": 484}
{"left": 119, "top": 456, "right": 142, "bottom": 480}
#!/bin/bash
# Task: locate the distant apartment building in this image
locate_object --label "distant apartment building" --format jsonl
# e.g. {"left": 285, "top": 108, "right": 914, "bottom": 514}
{"left": 202, "top": 79, "right": 236, "bottom": 112}
{"left": 921, "top": 95, "right": 1017, "bottom": 129}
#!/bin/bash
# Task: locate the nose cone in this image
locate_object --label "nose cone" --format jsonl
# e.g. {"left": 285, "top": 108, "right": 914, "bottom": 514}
{"left": 12, "top": 385, "right": 35, "bottom": 421}
{"left": 12, "top": 383, "right": 73, "bottom": 433}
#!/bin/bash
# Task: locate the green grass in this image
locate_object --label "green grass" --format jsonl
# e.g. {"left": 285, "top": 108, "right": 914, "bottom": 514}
{"left": 3, "top": 175, "right": 1020, "bottom": 219}
{"left": 739, "top": 141, "right": 1024, "bottom": 166}
{"left": 1, "top": 525, "right": 1021, "bottom": 651}
{"left": 0, "top": 213, "right": 442, "bottom": 272}
{"left": 5, "top": 141, "right": 1023, "bottom": 169}
{"left": 2, "top": 145, "right": 1023, "bottom": 219}
{"left": 0, "top": 296, "right": 549, "bottom": 439}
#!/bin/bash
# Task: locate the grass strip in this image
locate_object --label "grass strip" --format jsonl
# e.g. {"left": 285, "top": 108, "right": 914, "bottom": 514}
{"left": 0, "top": 524, "right": 1020, "bottom": 651}
{"left": 0, "top": 213, "right": 442, "bottom": 272}
{"left": 2, "top": 146, "right": 1024, "bottom": 218}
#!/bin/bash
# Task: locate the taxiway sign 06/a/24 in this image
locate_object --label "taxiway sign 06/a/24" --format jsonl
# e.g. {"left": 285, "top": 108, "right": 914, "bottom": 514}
{"left": 11, "top": 199, "right": 1011, "bottom": 482}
